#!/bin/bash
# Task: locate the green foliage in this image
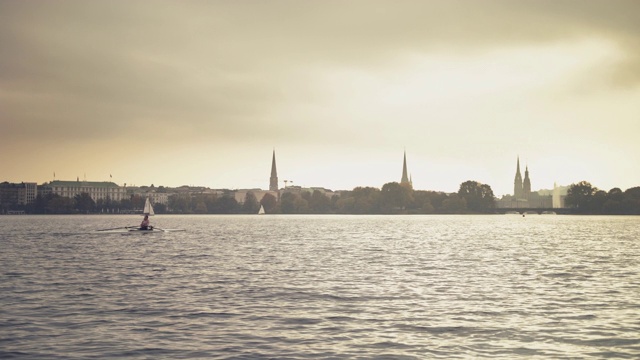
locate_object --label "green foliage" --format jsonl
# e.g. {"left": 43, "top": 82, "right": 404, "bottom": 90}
{"left": 153, "top": 203, "right": 167, "bottom": 213}
{"left": 412, "top": 191, "right": 446, "bottom": 214}
{"left": 336, "top": 187, "right": 380, "bottom": 214}
{"left": 563, "top": 182, "right": 640, "bottom": 214}
{"left": 242, "top": 191, "right": 260, "bottom": 214}
{"left": 169, "top": 194, "right": 191, "bottom": 213}
{"left": 47, "top": 195, "right": 75, "bottom": 214}
{"left": 309, "top": 190, "right": 332, "bottom": 214}
{"left": 565, "top": 181, "right": 597, "bottom": 213}
{"left": 74, "top": 193, "right": 95, "bottom": 213}
{"left": 260, "top": 193, "right": 278, "bottom": 214}
{"left": 441, "top": 194, "right": 467, "bottom": 214}
{"left": 280, "top": 192, "right": 309, "bottom": 214}
{"left": 215, "top": 195, "right": 239, "bottom": 214}
{"left": 457, "top": 180, "right": 495, "bottom": 213}
{"left": 379, "top": 182, "right": 413, "bottom": 213}
{"left": 15, "top": 180, "right": 640, "bottom": 215}
{"left": 280, "top": 192, "right": 296, "bottom": 214}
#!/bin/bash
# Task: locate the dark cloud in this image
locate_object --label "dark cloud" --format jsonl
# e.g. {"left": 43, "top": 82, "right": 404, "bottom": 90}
{"left": 1, "top": 0, "right": 639, "bottom": 148}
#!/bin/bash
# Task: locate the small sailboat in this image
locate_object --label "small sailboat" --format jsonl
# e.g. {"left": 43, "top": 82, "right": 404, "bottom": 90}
{"left": 143, "top": 197, "right": 155, "bottom": 216}
{"left": 258, "top": 204, "right": 265, "bottom": 215}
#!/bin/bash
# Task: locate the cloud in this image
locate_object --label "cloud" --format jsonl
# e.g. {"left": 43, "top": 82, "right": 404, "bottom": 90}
{"left": 1, "top": 0, "right": 639, "bottom": 193}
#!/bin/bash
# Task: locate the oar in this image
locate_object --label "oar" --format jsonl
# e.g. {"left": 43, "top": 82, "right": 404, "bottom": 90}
{"left": 97, "top": 226, "right": 137, "bottom": 231}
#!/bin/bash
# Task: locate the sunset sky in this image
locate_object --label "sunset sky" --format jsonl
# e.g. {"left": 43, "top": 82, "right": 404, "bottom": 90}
{"left": 1, "top": 0, "right": 639, "bottom": 196}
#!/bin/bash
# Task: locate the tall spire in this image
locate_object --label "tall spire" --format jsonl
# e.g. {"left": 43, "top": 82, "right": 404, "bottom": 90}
{"left": 514, "top": 156, "right": 523, "bottom": 199}
{"left": 269, "top": 149, "right": 278, "bottom": 191}
{"left": 401, "top": 150, "right": 411, "bottom": 188}
{"left": 523, "top": 165, "right": 531, "bottom": 200}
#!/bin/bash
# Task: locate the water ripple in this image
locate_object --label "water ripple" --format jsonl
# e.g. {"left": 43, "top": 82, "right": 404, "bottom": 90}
{"left": 1, "top": 214, "right": 639, "bottom": 358}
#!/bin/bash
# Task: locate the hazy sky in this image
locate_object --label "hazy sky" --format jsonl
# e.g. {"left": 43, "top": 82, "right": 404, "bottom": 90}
{"left": 2, "top": 0, "right": 639, "bottom": 196}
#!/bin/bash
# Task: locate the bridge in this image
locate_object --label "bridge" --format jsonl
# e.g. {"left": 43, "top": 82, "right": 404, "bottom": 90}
{"left": 494, "top": 207, "right": 572, "bottom": 215}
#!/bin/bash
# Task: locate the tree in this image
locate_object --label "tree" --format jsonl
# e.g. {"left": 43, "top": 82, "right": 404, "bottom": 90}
{"left": 608, "top": 188, "right": 624, "bottom": 202}
{"left": 566, "top": 181, "right": 597, "bottom": 213}
{"left": 280, "top": 192, "right": 308, "bottom": 213}
{"left": 119, "top": 198, "right": 132, "bottom": 212}
{"left": 242, "top": 191, "right": 260, "bottom": 214}
{"left": 260, "top": 193, "right": 278, "bottom": 214}
{"left": 217, "top": 195, "right": 239, "bottom": 214}
{"left": 336, "top": 187, "right": 381, "bottom": 214}
{"left": 440, "top": 194, "right": 467, "bottom": 214}
{"left": 47, "top": 195, "right": 75, "bottom": 214}
{"left": 457, "top": 180, "right": 495, "bottom": 213}
{"left": 33, "top": 193, "right": 54, "bottom": 214}
{"left": 602, "top": 188, "right": 624, "bottom": 214}
{"left": 200, "top": 194, "right": 218, "bottom": 213}
{"left": 74, "top": 192, "right": 95, "bottom": 213}
{"left": 622, "top": 187, "right": 640, "bottom": 214}
{"left": 412, "top": 191, "right": 436, "bottom": 214}
{"left": 309, "top": 190, "right": 332, "bottom": 214}
{"left": 294, "top": 196, "right": 309, "bottom": 213}
{"left": 591, "top": 190, "right": 608, "bottom": 214}
{"left": 153, "top": 203, "right": 167, "bottom": 213}
{"left": 194, "top": 200, "right": 208, "bottom": 213}
{"left": 335, "top": 196, "right": 355, "bottom": 214}
{"left": 168, "top": 194, "right": 191, "bottom": 214}
{"left": 280, "top": 192, "right": 297, "bottom": 214}
{"left": 379, "top": 182, "right": 413, "bottom": 213}
{"left": 131, "top": 194, "right": 146, "bottom": 211}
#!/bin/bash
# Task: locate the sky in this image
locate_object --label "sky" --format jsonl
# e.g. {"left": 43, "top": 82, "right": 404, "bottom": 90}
{"left": 1, "top": 0, "right": 639, "bottom": 196}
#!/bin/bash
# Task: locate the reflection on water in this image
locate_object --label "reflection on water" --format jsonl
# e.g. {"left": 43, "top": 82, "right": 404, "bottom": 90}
{"left": 1, "top": 215, "right": 639, "bottom": 358}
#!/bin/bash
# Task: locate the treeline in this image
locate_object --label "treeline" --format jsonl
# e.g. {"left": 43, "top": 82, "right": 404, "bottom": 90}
{"left": 18, "top": 180, "right": 496, "bottom": 214}
{"left": 13, "top": 180, "right": 640, "bottom": 215}
{"left": 25, "top": 193, "right": 164, "bottom": 214}
{"left": 565, "top": 181, "right": 640, "bottom": 214}
{"left": 159, "top": 181, "right": 496, "bottom": 214}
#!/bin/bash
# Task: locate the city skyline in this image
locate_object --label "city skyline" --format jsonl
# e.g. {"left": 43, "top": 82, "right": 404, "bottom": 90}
{"left": 0, "top": 152, "right": 626, "bottom": 197}
{"left": 2, "top": 1, "right": 639, "bottom": 196}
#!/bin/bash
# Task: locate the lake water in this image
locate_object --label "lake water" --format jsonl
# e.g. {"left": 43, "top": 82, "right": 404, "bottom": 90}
{"left": 1, "top": 214, "right": 639, "bottom": 359}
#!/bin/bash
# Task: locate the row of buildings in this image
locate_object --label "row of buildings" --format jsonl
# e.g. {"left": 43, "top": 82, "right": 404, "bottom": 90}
{"left": 495, "top": 156, "right": 567, "bottom": 209}
{"left": 1, "top": 151, "right": 566, "bottom": 213}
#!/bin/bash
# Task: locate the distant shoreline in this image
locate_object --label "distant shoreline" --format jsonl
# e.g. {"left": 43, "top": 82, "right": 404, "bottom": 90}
{"left": 2, "top": 212, "right": 635, "bottom": 216}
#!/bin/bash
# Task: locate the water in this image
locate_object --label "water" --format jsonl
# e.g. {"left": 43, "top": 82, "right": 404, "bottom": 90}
{"left": 1, "top": 214, "right": 639, "bottom": 359}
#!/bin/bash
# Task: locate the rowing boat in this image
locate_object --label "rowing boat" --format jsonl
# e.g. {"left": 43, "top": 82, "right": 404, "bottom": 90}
{"left": 121, "top": 227, "right": 186, "bottom": 235}
{"left": 95, "top": 198, "right": 186, "bottom": 234}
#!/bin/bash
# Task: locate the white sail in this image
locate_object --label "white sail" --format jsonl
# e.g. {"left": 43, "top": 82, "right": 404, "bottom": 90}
{"left": 258, "top": 205, "right": 265, "bottom": 215}
{"left": 143, "top": 197, "right": 155, "bottom": 216}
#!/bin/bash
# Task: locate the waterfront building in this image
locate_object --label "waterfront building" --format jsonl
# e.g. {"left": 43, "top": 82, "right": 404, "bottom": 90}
{"left": 130, "top": 190, "right": 169, "bottom": 205}
{"left": 0, "top": 182, "right": 37, "bottom": 214}
{"left": 46, "top": 180, "right": 127, "bottom": 202}
{"left": 127, "top": 186, "right": 170, "bottom": 205}
{"left": 0, "top": 182, "right": 37, "bottom": 210}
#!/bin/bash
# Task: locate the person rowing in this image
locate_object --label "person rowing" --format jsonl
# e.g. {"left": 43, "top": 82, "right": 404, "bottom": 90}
{"left": 139, "top": 214, "right": 153, "bottom": 230}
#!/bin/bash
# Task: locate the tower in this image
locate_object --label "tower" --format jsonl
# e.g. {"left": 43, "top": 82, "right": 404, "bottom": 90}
{"left": 523, "top": 165, "right": 531, "bottom": 200}
{"left": 400, "top": 150, "right": 412, "bottom": 189}
{"left": 269, "top": 149, "right": 278, "bottom": 191}
{"left": 514, "top": 156, "right": 523, "bottom": 199}
{"left": 552, "top": 182, "right": 561, "bottom": 208}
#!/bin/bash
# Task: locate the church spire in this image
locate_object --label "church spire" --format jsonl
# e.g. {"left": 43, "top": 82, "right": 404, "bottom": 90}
{"left": 523, "top": 164, "right": 531, "bottom": 200}
{"left": 514, "top": 156, "right": 523, "bottom": 199}
{"left": 401, "top": 150, "right": 412, "bottom": 188}
{"left": 269, "top": 149, "right": 278, "bottom": 191}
